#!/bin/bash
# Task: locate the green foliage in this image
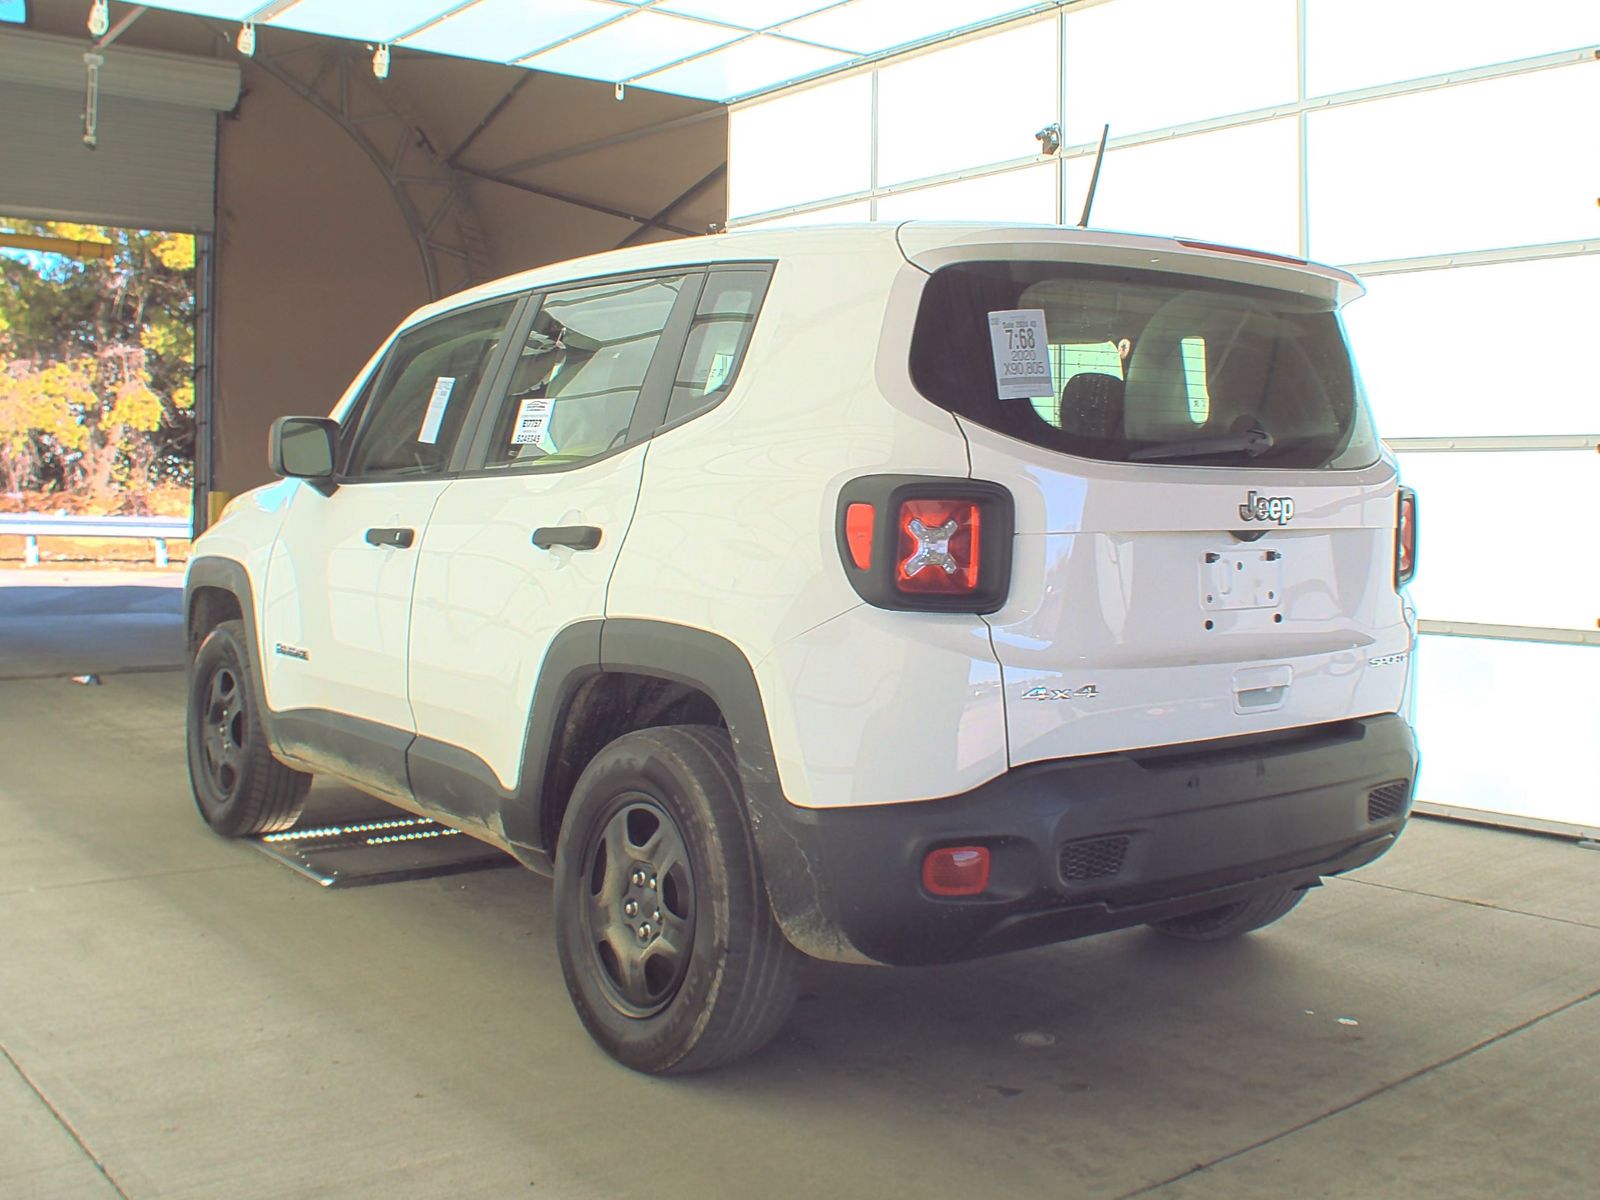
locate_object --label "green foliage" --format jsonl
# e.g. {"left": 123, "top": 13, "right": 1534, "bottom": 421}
{"left": 0, "top": 218, "right": 197, "bottom": 506}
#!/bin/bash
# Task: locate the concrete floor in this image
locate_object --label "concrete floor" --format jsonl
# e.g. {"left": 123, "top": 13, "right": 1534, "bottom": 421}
{"left": 2, "top": 580, "right": 1598, "bottom": 1199}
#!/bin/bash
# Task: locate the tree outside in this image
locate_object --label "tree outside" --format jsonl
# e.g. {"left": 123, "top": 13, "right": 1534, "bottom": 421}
{"left": 0, "top": 218, "right": 196, "bottom": 520}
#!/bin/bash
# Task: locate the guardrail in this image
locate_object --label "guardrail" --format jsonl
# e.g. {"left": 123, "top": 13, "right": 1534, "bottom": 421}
{"left": 0, "top": 513, "right": 192, "bottom": 568}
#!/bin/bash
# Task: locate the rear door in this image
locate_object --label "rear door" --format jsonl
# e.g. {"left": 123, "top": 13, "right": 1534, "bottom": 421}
{"left": 404, "top": 269, "right": 711, "bottom": 832}
{"left": 905, "top": 251, "right": 1414, "bottom": 766}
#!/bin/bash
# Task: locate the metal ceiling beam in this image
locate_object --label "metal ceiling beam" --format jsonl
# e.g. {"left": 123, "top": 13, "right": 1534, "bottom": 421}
{"left": 444, "top": 72, "right": 535, "bottom": 165}
{"left": 452, "top": 164, "right": 698, "bottom": 236}
{"left": 486, "top": 106, "right": 724, "bottom": 178}
{"left": 616, "top": 163, "right": 724, "bottom": 249}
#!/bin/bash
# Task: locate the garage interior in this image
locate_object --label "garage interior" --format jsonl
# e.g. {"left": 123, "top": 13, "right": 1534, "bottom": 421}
{"left": 2, "top": 1, "right": 1598, "bottom": 1197}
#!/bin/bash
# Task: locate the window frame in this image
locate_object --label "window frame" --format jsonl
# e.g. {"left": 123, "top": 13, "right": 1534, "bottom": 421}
{"left": 455, "top": 261, "right": 776, "bottom": 477}
{"left": 335, "top": 293, "right": 527, "bottom": 485}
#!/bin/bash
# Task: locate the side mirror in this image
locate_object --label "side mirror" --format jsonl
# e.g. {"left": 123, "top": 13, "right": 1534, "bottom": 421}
{"left": 269, "top": 416, "right": 340, "bottom": 494}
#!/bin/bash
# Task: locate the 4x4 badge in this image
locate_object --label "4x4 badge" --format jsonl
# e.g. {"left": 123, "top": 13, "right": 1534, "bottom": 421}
{"left": 1239, "top": 491, "right": 1295, "bottom": 525}
{"left": 1023, "top": 685, "right": 1099, "bottom": 701}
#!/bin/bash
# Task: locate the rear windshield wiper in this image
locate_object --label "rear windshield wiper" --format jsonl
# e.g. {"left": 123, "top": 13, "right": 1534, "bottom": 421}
{"left": 1127, "top": 423, "right": 1275, "bottom": 462}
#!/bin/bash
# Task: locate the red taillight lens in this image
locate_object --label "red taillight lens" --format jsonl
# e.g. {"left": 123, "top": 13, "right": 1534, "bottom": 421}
{"left": 921, "top": 846, "right": 991, "bottom": 897}
{"left": 896, "top": 499, "right": 981, "bottom": 594}
{"left": 845, "top": 502, "right": 875, "bottom": 570}
{"left": 1396, "top": 487, "right": 1418, "bottom": 587}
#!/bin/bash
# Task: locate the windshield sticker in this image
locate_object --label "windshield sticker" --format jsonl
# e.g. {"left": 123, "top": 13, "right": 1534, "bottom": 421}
{"left": 511, "top": 395, "right": 554, "bottom": 445}
{"left": 987, "top": 309, "right": 1053, "bottom": 399}
{"left": 417, "top": 376, "right": 454, "bottom": 445}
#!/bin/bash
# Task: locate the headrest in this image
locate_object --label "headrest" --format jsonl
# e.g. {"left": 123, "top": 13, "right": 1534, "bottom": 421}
{"left": 1060, "top": 372, "right": 1125, "bottom": 440}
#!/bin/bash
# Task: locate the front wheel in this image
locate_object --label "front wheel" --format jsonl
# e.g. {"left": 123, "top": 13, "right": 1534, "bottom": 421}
{"left": 1149, "top": 886, "right": 1307, "bottom": 942}
{"left": 554, "top": 725, "right": 800, "bottom": 1074}
{"left": 186, "top": 619, "right": 310, "bottom": 837}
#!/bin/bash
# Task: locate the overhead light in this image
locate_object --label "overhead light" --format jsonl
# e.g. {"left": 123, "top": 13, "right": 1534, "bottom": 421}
{"left": 236, "top": 20, "right": 256, "bottom": 57}
{"left": 615, "top": 82, "right": 625, "bottom": 101}
{"left": 87, "top": 0, "right": 109, "bottom": 38}
{"left": 372, "top": 43, "right": 390, "bottom": 80}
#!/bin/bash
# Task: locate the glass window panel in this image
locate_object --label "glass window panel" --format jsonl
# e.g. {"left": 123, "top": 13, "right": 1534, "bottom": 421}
{"left": 399, "top": 0, "right": 613, "bottom": 60}
{"left": 778, "top": 0, "right": 1041, "bottom": 55}
{"left": 876, "top": 22, "right": 1058, "bottom": 186}
{"left": 1063, "top": 0, "right": 1296, "bottom": 144}
{"left": 1394, "top": 449, "right": 1600, "bottom": 630}
{"left": 729, "top": 74, "right": 872, "bottom": 216}
{"left": 1414, "top": 635, "right": 1600, "bottom": 830}
{"left": 122, "top": 1, "right": 258, "bottom": 16}
{"left": 737, "top": 199, "right": 872, "bottom": 228}
{"left": 0, "top": 0, "right": 23, "bottom": 20}
{"left": 482, "top": 276, "right": 687, "bottom": 469}
{"left": 634, "top": 34, "right": 851, "bottom": 100}
{"left": 1307, "top": 67, "right": 1600, "bottom": 265}
{"left": 1344, "top": 255, "right": 1600, "bottom": 439}
{"left": 874, "top": 164, "right": 1056, "bottom": 224}
{"left": 1307, "top": 0, "right": 1600, "bottom": 96}
{"left": 520, "top": 11, "right": 739, "bottom": 77}
{"left": 657, "top": 0, "right": 836, "bottom": 27}
{"left": 1061, "top": 119, "right": 1299, "bottom": 255}
{"left": 345, "top": 300, "right": 517, "bottom": 479}
{"left": 269, "top": 0, "right": 454, "bottom": 42}
{"left": 668, "top": 269, "right": 771, "bottom": 423}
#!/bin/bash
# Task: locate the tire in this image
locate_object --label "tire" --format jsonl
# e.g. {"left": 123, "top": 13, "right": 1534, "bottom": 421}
{"left": 554, "top": 725, "right": 801, "bottom": 1075}
{"left": 1150, "top": 886, "right": 1307, "bottom": 942}
{"left": 186, "top": 619, "right": 310, "bottom": 837}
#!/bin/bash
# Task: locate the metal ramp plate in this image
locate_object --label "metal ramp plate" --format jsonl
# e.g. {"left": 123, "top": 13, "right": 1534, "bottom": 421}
{"left": 249, "top": 816, "right": 515, "bottom": 888}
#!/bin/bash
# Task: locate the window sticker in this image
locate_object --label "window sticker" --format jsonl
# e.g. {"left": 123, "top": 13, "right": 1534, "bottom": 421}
{"left": 417, "top": 376, "right": 455, "bottom": 445}
{"left": 510, "top": 395, "right": 554, "bottom": 445}
{"left": 987, "top": 309, "right": 1053, "bottom": 399}
{"left": 703, "top": 352, "right": 735, "bottom": 395}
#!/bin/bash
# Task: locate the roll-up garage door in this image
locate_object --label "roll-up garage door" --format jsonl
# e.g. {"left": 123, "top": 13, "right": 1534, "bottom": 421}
{"left": 0, "top": 29, "right": 240, "bottom": 231}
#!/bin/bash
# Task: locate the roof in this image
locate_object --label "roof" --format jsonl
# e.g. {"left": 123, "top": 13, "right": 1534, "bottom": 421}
{"left": 409, "top": 222, "right": 1366, "bottom": 326}
{"left": 131, "top": 1, "right": 1071, "bottom": 102}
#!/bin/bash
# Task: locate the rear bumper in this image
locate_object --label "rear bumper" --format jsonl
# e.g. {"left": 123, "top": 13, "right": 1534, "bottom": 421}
{"left": 755, "top": 714, "right": 1418, "bottom": 965}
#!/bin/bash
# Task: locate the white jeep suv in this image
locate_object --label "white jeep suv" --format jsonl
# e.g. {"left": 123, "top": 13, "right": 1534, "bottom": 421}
{"left": 184, "top": 222, "right": 1419, "bottom": 1074}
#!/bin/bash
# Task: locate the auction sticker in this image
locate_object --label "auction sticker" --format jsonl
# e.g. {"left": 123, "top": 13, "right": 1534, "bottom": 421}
{"left": 417, "top": 376, "right": 454, "bottom": 444}
{"left": 987, "top": 309, "right": 1053, "bottom": 399}
{"left": 511, "top": 395, "right": 554, "bottom": 445}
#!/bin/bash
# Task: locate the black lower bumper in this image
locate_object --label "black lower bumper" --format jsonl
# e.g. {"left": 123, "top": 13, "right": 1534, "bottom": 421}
{"left": 754, "top": 715, "right": 1418, "bottom": 965}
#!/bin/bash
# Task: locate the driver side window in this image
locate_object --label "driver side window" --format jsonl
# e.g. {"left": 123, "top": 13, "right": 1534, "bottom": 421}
{"left": 343, "top": 299, "right": 516, "bottom": 480}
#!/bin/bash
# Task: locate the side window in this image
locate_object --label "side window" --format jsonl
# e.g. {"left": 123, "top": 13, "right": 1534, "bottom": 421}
{"left": 481, "top": 274, "right": 688, "bottom": 469}
{"left": 343, "top": 299, "right": 516, "bottom": 480}
{"left": 666, "top": 268, "right": 769, "bottom": 425}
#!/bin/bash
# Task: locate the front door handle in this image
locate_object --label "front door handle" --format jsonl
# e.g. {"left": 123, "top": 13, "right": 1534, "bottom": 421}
{"left": 365, "top": 527, "right": 415, "bottom": 549}
{"left": 532, "top": 525, "right": 601, "bottom": 551}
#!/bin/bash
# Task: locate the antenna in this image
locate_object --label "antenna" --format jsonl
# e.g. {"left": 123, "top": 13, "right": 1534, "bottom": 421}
{"left": 1077, "top": 124, "right": 1110, "bottom": 229}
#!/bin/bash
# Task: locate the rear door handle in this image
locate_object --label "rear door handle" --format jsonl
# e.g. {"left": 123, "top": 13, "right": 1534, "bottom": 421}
{"left": 532, "top": 525, "right": 601, "bottom": 551}
{"left": 365, "top": 527, "right": 415, "bottom": 549}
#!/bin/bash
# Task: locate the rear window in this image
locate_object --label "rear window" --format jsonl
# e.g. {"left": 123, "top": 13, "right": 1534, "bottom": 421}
{"left": 909, "top": 261, "right": 1379, "bottom": 470}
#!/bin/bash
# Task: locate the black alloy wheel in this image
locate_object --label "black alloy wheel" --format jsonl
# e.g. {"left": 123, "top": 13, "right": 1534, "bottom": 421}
{"left": 579, "top": 797, "right": 697, "bottom": 1017}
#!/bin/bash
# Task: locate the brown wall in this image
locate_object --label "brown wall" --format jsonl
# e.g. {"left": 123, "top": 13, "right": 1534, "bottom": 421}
{"left": 211, "top": 61, "right": 431, "bottom": 497}
{"left": 27, "top": 0, "right": 727, "bottom": 506}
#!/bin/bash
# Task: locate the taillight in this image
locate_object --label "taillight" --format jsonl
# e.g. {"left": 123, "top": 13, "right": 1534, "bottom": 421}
{"left": 896, "top": 499, "right": 980, "bottom": 594}
{"left": 836, "top": 476, "right": 1013, "bottom": 613}
{"left": 1395, "top": 486, "right": 1418, "bottom": 587}
{"left": 844, "top": 502, "right": 875, "bottom": 570}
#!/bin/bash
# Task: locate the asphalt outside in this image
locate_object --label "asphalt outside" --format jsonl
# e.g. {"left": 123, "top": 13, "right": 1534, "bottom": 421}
{"left": 1, "top": 571, "right": 1597, "bottom": 1199}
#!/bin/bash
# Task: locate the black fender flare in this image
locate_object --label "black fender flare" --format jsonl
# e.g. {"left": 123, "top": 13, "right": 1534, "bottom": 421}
{"left": 503, "top": 618, "right": 863, "bottom": 962}
{"left": 184, "top": 556, "right": 288, "bottom": 760}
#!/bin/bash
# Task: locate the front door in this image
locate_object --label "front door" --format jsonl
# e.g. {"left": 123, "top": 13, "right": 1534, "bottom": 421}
{"left": 260, "top": 296, "right": 519, "bottom": 795}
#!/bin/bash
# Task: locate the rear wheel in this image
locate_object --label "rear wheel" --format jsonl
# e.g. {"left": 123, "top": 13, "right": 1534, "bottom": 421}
{"left": 186, "top": 619, "right": 310, "bottom": 836}
{"left": 554, "top": 725, "right": 800, "bottom": 1075}
{"left": 1149, "top": 886, "right": 1307, "bottom": 942}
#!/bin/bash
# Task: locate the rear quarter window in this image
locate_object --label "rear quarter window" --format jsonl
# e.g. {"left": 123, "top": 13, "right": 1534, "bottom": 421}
{"left": 909, "top": 260, "right": 1379, "bottom": 470}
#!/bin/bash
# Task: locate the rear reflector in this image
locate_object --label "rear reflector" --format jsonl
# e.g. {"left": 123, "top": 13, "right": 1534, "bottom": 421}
{"left": 922, "top": 846, "right": 991, "bottom": 897}
{"left": 896, "top": 499, "right": 981, "bottom": 594}
{"left": 845, "top": 502, "right": 875, "bottom": 570}
{"left": 1396, "top": 486, "right": 1418, "bottom": 587}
